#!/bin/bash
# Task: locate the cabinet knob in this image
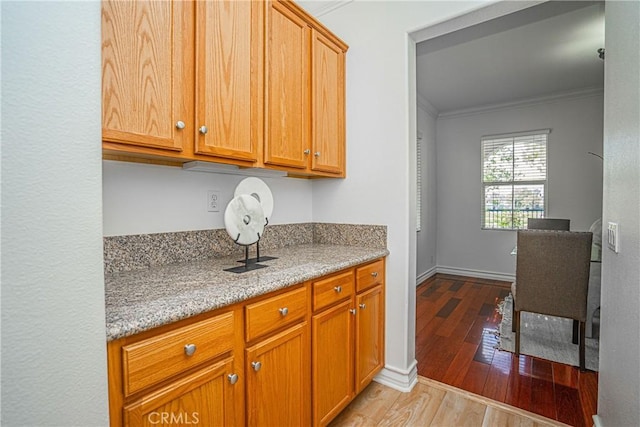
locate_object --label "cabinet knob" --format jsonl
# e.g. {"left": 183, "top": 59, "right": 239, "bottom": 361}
{"left": 349, "top": 309, "right": 356, "bottom": 315}
{"left": 228, "top": 373, "right": 239, "bottom": 385}
{"left": 175, "top": 120, "right": 186, "bottom": 130}
{"left": 199, "top": 125, "right": 208, "bottom": 135}
{"left": 303, "top": 149, "right": 311, "bottom": 155}
{"left": 371, "top": 272, "right": 378, "bottom": 278}
{"left": 184, "top": 344, "right": 197, "bottom": 356}
{"left": 279, "top": 307, "right": 289, "bottom": 317}
{"left": 359, "top": 303, "right": 366, "bottom": 309}
{"left": 334, "top": 286, "right": 342, "bottom": 293}
{"left": 314, "top": 152, "right": 320, "bottom": 157}
{"left": 251, "top": 361, "right": 262, "bottom": 372}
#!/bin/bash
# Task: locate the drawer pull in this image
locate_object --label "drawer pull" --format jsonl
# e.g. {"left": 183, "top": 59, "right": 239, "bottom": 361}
{"left": 334, "top": 286, "right": 342, "bottom": 293}
{"left": 279, "top": 307, "right": 289, "bottom": 317}
{"left": 184, "top": 344, "right": 197, "bottom": 357}
{"left": 371, "top": 272, "right": 378, "bottom": 278}
{"left": 349, "top": 309, "right": 356, "bottom": 315}
{"left": 359, "top": 303, "right": 366, "bottom": 309}
{"left": 252, "top": 361, "right": 262, "bottom": 372}
{"left": 228, "top": 373, "right": 239, "bottom": 385}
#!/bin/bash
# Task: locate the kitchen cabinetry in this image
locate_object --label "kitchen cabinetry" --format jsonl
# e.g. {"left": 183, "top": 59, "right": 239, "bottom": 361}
{"left": 107, "top": 259, "right": 383, "bottom": 427}
{"left": 264, "top": 1, "right": 347, "bottom": 177}
{"left": 102, "top": 0, "right": 190, "bottom": 154}
{"left": 311, "top": 261, "right": 385, "bottom": 426}
{"left": 102, "top": 0, "right": 347, "bottom": 177}
{"left": 310, "top": 29, "right": 346, "bottom": 175}
{"left": 107, "top": 309, "right": 244, "bottom": 426}
{"left": 102, "top": 0, "right": 262, "bottom": 165}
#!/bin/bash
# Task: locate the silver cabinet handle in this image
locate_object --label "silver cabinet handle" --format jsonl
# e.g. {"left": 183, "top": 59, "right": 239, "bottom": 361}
{"left": 175, "top": 120, "right": 185, "bottom": 130}
{"left": 334, "top": 286, "right": 342, "bottom": 293}
{"left": 314, "top": 152, "right": 320, "bottom": 157}
{"left": 303, "top": 149, "right": 311, "bottom": 155}
{"left": 228, "top": 373, "right": 239, "bottom": 385}
{"left": 199, "top": 125, "right": 208, "bottom": 135}
{"left": 279, "top": 307, "right": 288, "bottom": 317}
{"left": 349, "top": 309, "right": 356, "bottom": 315}
{"left": 251, "top": 361, "right": 262, "bottom": 372}
{"left": 184, "top": 344, "right": 196, "bottom": 356}
{"left": 359, "top": 303, "right": 366, "bottom": 309}
{"left": 371, "top": 272, "right": 378, "bottom": 278}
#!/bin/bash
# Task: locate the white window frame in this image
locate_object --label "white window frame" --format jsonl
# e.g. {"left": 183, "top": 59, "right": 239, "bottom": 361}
{"left": 481, "top": 129, "right": 549, "bottom": 231}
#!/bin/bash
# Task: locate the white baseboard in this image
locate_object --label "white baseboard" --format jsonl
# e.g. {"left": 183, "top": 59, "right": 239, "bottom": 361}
{"left": 435, "top": 265, "right": 515, "bottom": 282}
{"left": 592, "top": 414, "right": 603, "bottom": 427}
{"left": 374, "top": 360, "right": 418, "bottom": 392}
{"left": 416, "top": 267, "right": 437, "bottom": 286}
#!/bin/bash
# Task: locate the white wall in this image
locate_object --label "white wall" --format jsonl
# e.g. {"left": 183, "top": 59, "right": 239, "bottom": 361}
{"left": 416, "top": 102, "right": 438, "bottom": 283}
{"left": 435, "top": 94, "right": 604, "bottom": 279}
{"left": 312, "top": 0, "right": 488, "bottom": 389}
{"left": 598, "top": 1, "right": 640, "bottom": 425}
{"left": 103, "top": 161, "right": 313, "bottom": 236}
{"left": 1, "top": 1, "right": 109, "bottom": 425}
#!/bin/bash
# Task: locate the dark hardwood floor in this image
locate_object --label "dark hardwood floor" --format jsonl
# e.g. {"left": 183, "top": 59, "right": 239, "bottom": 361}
{"left": 416, "top": 274, "right": 598, "bottom": 427}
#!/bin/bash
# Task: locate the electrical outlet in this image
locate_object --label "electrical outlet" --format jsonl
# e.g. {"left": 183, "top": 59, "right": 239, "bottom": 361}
{"left": 207, "top": 190, "right": 220, "bottom": 212}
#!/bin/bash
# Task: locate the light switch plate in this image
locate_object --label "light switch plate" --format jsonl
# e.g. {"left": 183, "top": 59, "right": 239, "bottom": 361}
{"left": 607, "top": 222, "right": 619, "bottom": 253}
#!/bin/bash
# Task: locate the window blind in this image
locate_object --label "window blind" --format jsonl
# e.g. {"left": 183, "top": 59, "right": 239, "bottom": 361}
{"left": 481, "top": 130, "right": 548, "bottom": 230}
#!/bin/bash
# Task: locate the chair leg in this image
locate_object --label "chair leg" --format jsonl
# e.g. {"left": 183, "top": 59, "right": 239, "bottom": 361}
{"left": 579, "top": 321, "right": 586, "bottom": 372}
{"left": 511, "top": 299, "right": 516, "bottom": 332}
{"left": 515, "top": 310, "right": 521, "bottom": 356}
{"left": 572, "top": 319, "right": 579, "bottom": 344}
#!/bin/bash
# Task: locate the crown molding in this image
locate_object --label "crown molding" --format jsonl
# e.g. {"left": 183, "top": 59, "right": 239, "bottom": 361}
{"left": 301, "top": 0, "right": 353, "bottom": 17}
{"left": 438, "top": 86, "right": 604, "bottom": 120}
{"left": 417, "top": 94, "right": 439, "bottom": 119}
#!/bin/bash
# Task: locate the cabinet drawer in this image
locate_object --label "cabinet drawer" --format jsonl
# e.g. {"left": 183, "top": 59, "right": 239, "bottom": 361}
{"left": 312, "top": 270, "right": 354, "bottom": 312}
{"left": 245, "top": 286, "right": 307, "bottom": 342}
{"left": 122, "top": 312, "right": 234, "bottom": 396}
{"left": 356, "top": 259, "right": 384, "bottom": 293}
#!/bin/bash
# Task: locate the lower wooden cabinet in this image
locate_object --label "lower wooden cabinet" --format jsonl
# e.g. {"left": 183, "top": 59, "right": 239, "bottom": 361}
{"left": 124, "top": 358, "right": 239, "bottom": 427}
{"left": 312, "top": 299, "right": 354, "bottom": 426}
{"left": 107, "top": 259, "right": 384, "bottom": 427}
{"left": 246, "top": 322, "right": 311, "bottom": 426}
{"left": 311, "top": 259, "right": 386, "bottom": 426}
{"left": 355, "top": 284, "right": 385, "bottom": 394}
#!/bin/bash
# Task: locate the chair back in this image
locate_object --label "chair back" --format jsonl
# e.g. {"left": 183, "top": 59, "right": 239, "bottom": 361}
{"left": 515, "top": 230, "right": 592, "bottom": 321}
{"left": 527, "top": 218, "right": 570, "bottom": 230}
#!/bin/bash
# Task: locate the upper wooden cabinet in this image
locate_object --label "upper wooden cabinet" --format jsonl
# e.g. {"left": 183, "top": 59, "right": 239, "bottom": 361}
{"left": 102, "top": 0, "right": 189, "bottom": 153}
{"left": 311, "top": 29, "right": 346, "bottom": 175}
{"left": 264, "top": 1, "right": 348, "bottom": 177}
{"left": 264, "top": 1, "right": 310, "bottom": 170}
{"left": 102, "top": 0, "right": 347, "bottom": 177}
{"left": 194, "top": 0, "right": 263, "bottom": 162}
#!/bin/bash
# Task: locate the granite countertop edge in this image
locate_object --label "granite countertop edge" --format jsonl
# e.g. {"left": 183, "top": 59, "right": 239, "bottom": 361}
{"left": 105, "top": 244, "right": 389, "bottom": 341}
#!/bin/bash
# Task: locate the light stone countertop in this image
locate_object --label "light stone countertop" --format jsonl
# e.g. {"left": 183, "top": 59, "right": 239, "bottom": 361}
{"left": 105, "top": 244, "right": 389, "bottom": 341}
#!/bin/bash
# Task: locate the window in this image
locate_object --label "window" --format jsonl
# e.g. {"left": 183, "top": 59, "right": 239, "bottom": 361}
{"left": 481, "top": 130, "right": 548, "bottom": 230}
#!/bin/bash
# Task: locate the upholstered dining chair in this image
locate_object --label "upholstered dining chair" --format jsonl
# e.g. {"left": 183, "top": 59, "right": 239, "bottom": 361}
{"left": 511, "top": 230, "right": 592, "bottom": 371}
{"left": 527, "top": 217, "right": 571, "bottom": 230}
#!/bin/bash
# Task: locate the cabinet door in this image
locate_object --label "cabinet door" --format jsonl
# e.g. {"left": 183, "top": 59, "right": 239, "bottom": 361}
{"left": 264, "top": 1, "right": 310, "bottom": 169}
{"left": 124, "top": 358, "right": 241, "bottom": 427}
{"left": 195, "top": 1, "right": 262, "bottom": 162}
{"left": 312, "top": 299, "right": 354, "bottom": 427}
{"left": 355, "top": 285, "right": 385, "bottom": 393}
{"left": 102, "top": 0, "right": 189, "bottom": 152}
{"left": 245, "top": 322, "right": 310, "bottom": 427}
{"left": 311, "top": 30, "right": 345, "bottom": 175}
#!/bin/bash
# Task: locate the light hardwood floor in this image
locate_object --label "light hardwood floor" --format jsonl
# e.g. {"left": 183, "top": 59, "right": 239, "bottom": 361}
{"left": 329, "top": 376, "right": 570, "bottom": 427}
